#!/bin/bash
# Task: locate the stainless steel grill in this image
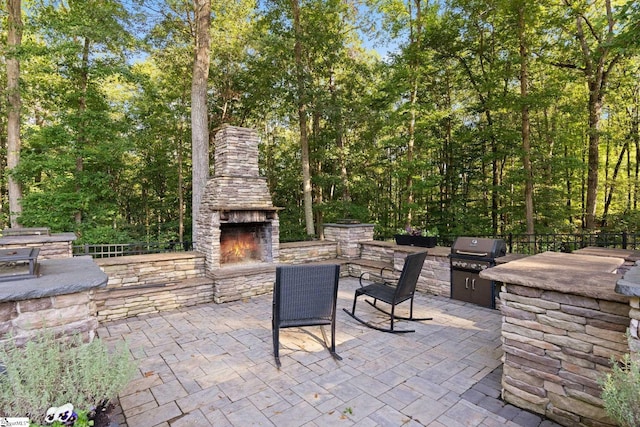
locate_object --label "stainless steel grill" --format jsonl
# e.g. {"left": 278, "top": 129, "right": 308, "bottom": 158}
{"left": 449, "top": 237, "right": 506, "bottom": 308}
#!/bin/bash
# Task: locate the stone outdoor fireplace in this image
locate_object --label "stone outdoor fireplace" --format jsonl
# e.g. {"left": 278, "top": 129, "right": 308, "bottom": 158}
{"left": 195, "top": 125, "right": 279, "bottom": 302}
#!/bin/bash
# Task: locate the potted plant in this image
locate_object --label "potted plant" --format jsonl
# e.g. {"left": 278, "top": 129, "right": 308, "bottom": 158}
{"left": 394, "top": 226, "right": 438, "bottom": 248}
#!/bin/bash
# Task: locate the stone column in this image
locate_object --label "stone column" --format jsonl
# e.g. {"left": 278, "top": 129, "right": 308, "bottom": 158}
{"left": 323, "top": 223, "right": 374, "bottom": 259}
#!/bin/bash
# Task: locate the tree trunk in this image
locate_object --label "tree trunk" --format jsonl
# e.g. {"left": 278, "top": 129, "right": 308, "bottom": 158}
{"left": 329, "top": 71, "right": 350, "bottom": 204}
{"left": 601, "top": 141, "right": 628, "bottom": 227}
{"left": 585, "top": 85, "right": 602, "bottom": 229}
{"left": 518, "top": 2, "right": 534, "bottom": 235}
{"left": 191, "top": 0, "right": 211, "bottom": 244}
{"left": 6, "top": 0, "right": 23, "bottom": 228}
{"left": 75, "top": 37, "right": 90, "bottom": 225}
{"left": 568, "top": 0, "right": 619, "bottom": 229}
{"left": 291, "top": 0, "right": 315, "bottom": 236}
{"left": 405, "top": 0, "right": 422, "bottom": 228}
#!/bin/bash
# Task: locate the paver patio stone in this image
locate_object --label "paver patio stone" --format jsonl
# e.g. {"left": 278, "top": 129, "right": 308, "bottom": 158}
{"left": 151, "top": 379, "right": 188, "bottom": 405}
{"left": 125, "top": 401, "right": 182, "bottom": 427}
{"left": 168, "top": 409, "right": 214, "bottom": 427}
{"left": 268, "top": 400, "right": 322, "bottom": 427}
{"left": 103, "top": 277, "right": 565, "bottom": 427}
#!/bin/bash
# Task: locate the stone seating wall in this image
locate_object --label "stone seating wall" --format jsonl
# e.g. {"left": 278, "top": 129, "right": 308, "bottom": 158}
{"left": 278, "top": 241, "right": 339, "bottom": 264}
{"left": 94, "top": 252, "right": 211, "bottom": 322}
{"left": 92, "top": 232, "right": 453, "bottom": 322}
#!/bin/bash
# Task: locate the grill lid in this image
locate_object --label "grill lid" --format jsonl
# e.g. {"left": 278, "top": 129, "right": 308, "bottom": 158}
{"left": 451, "top": 237, "right": 506, "bottom": 259}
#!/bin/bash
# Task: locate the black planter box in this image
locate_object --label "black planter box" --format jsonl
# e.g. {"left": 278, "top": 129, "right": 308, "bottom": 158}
{"left": 394, "top": 235, "right": 437, "bottom": 248}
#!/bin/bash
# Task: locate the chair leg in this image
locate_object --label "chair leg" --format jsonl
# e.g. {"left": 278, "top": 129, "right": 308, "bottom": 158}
{"left": 350, "top": 293, "right": 358, "bottom": 314}
{"left": 320, "top": 325, "right": 342, "bottom": 361}
{"left": 273, "top": 318, "right": 281, "bottom": 368}
{"left": 343, "top": 306, "right": 415, "bottom": 333}
{"left": 390, "top": 304, "right": 395, "bottom": 331}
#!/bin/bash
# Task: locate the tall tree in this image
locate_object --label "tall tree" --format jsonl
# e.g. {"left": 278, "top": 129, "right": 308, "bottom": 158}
{"left": 15, "top": 0, "right": 134, "bottom": 234}
{"left": 554, "top": 0, "right": 632, "bottom": 228}
{"left": 191, "top": 0, "right": 211, "bottom": 243}
{"left": 404, "top": 0, "right": 424, "bottom": 228}
{"left": 6, "top": 0, "right": 22, "bottom": 227}
{"left": 517, "top": 0, "right": 534, "bottom": 235}
{"left": 290, "top": 0, "right": 314, "bottom": 236}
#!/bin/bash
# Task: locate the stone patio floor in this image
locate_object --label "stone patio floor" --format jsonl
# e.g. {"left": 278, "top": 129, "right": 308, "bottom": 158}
{"left": 98, "top": 277, "right": 562, "bottom": 427}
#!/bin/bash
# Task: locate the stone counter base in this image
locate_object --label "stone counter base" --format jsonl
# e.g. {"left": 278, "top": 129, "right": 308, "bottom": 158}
{"left": 500, "top": 283, "right": 628, "bottom": 426}
{"left": 0, "top": 291, "right": 98, "bottom": 347}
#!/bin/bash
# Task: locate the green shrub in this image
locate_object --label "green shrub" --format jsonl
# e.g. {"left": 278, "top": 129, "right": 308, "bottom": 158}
{"left": 600, "top": 353, "right": 640, "bottom": 427}
{"left": 0, "top": 331, "right": 136, "bottom": 424}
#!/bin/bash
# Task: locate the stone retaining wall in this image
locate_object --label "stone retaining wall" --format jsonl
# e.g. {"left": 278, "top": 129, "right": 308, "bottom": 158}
{"left": 615, "top": 262, "right": 640, "bottom": 356}
{"left": 324, "top": 223, "right": 374, "bottom": 259}
{"left": 209, "top": 265, "right": 275, "bottom": 303}
{"left": 0, "top": 225, "right": 451, "bottom": 327}
{"left": 279, "top": 241, "right": 338, "bottom": 264}
{"left": 419, "top": 249, "right": 450, "bottom": 296}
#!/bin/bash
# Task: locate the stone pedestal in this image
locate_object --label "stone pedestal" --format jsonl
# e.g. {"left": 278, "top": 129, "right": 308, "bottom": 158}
{"left": 0, "top": 231, "right": 76, "bottom": 259}
{"left": 323, "top": 223, "right": 374, "bottom": 259}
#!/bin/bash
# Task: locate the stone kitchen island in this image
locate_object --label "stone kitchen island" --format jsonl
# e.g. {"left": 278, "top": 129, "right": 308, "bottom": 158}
{"left": 480, "top": 251, "right": 629, "bottom": 427}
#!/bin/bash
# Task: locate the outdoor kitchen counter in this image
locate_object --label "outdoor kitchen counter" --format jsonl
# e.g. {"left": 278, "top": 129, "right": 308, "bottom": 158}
{"left": 479, "top": 250, "right": 631, "bottom": 426}
{"left": 479, "top": 250, "right": 627, "bottom": 303}
{"left": 0, "top": 256, "right": 107, "bottom": 302}
{"left": 573, "top": 246, "right": 640, "bottom": 263}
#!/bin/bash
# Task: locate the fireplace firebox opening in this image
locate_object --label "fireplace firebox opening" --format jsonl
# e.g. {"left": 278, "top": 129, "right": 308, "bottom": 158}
{"left": 219, "top": 223, "right": 272, "bottom": 265}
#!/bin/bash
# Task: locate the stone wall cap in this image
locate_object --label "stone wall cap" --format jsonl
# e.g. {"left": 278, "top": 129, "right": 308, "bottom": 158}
{"left": 323, "top": 223, "right": 375, "bottom": 228}
{"left": 95, "top": 251, "right": 204, "bottom": 266}
{"left": 212, "top": 206, "right": 281, "bottom": 211}
{"left": 0, "top": 257, "right": 107, "bottom": 302}
{"left": 279, "top": 241, "right": 337, "bottom": 249}
{"left": 616, "top": 265, "right": 640, "bottom": 297}
{"left": 210, "top": 263, "right": 276, "bottom": 279}
{"left": 480, "top": 251, "right": 627, "bottom": 303}
{"left": 574, "top": 246, "right": 640, "bottom": 262}
{"left": 0, "top": 232, "right": 76, "bottom": 245}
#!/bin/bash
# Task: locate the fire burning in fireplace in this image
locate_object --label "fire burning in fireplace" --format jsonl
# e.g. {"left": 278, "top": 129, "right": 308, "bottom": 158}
{"left": 220, "top": 225, "right": 264, "bottom": 265}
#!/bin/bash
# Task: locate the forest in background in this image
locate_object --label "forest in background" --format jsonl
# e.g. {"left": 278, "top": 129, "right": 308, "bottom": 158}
{"left": 1, "top": 0, "right": 639, "bottom": 244}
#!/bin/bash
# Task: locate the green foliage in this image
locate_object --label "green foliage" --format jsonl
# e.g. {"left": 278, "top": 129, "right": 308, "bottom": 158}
{"left": 2, "top": 0, "right": 640, "bottom": 241}
{"left": 0, "top": 331, "right": 137, "bottom": 424}
{"left": 75, "top": 225, "right": 135, "bottom": 245}
{"left": 600, "top": 354, "right": 640, "bottom": 427}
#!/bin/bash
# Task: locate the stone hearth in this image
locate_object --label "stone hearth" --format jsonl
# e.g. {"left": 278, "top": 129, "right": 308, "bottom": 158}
{"left": 195, "top": 125, "right": 279, "bottom": 302}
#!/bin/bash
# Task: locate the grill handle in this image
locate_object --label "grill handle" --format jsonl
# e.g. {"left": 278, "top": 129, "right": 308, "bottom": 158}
{"left": 455, "top": 250, "right": 488, "bottom": 257}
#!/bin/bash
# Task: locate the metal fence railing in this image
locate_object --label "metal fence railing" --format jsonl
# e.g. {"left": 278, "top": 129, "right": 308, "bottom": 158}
{"left": 441, "top": 232, "right": 639, "bottom": 255}
{"left": 73, "top": 241, "right": 193, "bottom": 258}
{"left": 73, "top": 232, "right": 639, "bottom": 259}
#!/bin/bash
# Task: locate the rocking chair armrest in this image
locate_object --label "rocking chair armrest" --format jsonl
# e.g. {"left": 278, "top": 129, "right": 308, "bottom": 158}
{"left": 359, "top": 267, "right": 398, "bottom": 288}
